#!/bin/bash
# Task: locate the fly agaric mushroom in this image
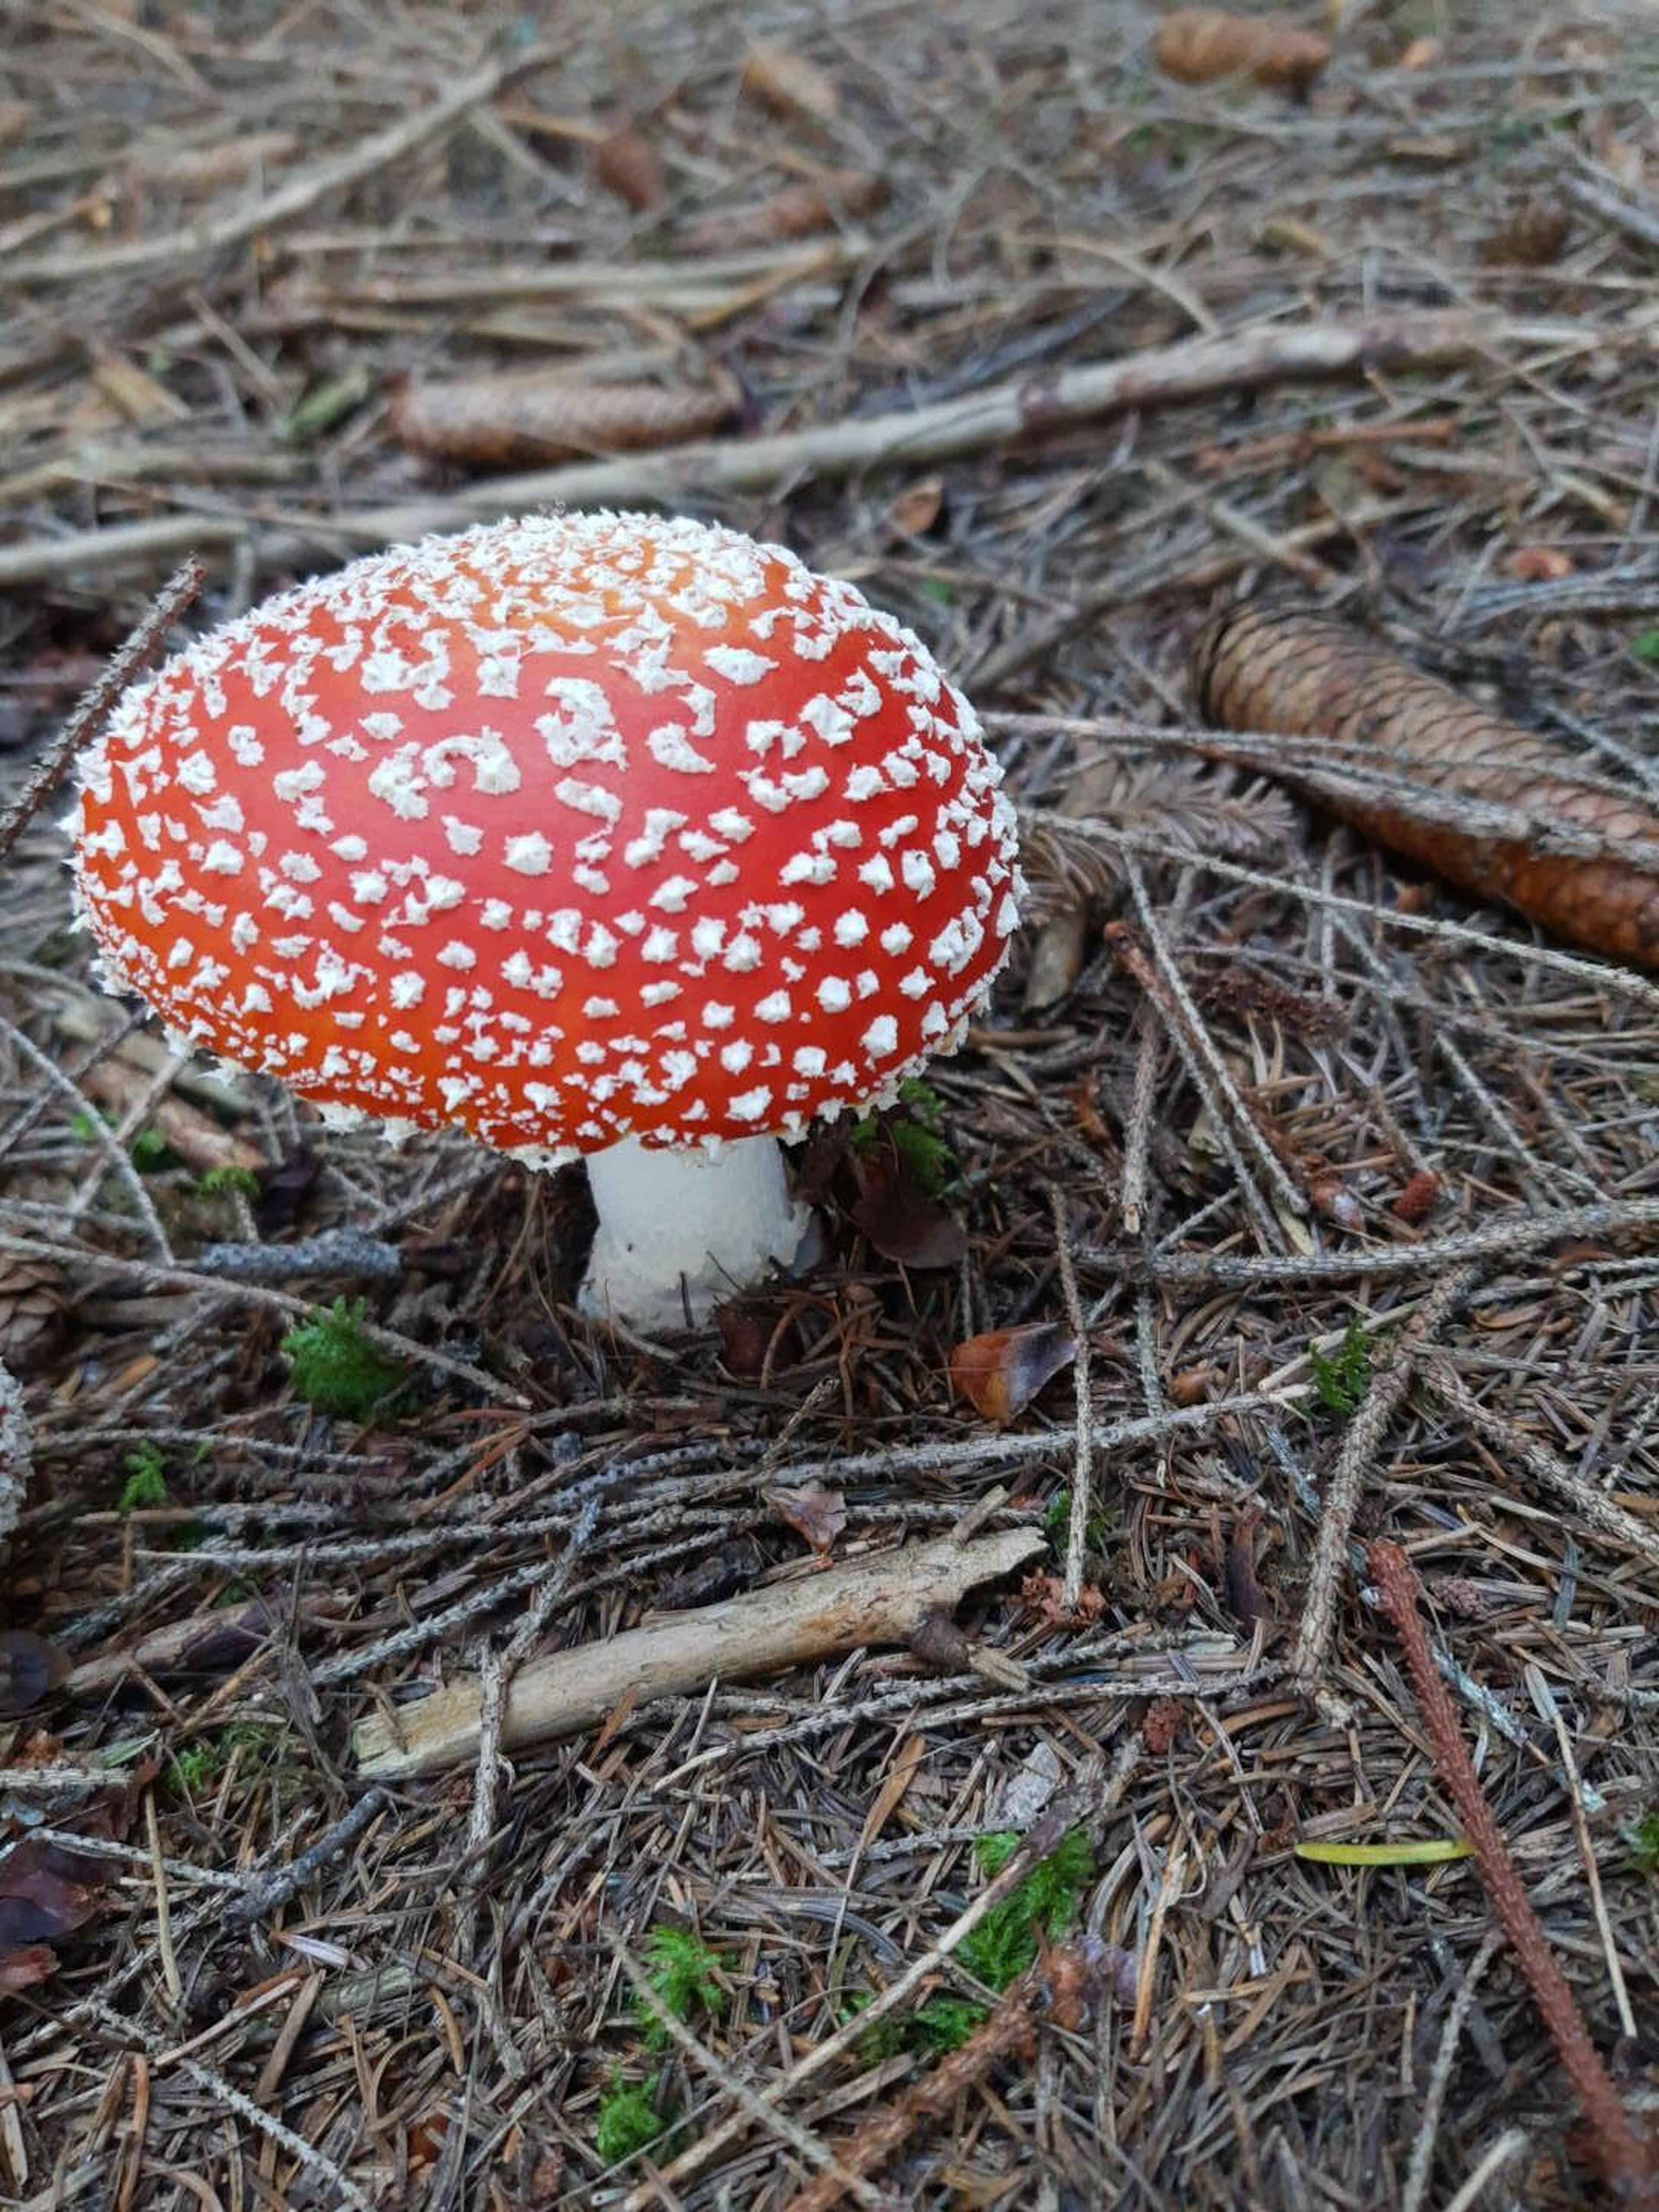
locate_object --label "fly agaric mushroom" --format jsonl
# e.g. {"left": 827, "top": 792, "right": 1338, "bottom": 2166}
{"left": 68, "top": 512, "right": 1020, "bottom": 1326}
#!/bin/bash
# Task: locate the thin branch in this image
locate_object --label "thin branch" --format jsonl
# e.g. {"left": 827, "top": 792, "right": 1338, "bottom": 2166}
{"left": 0, "top": 311, "right": 1588, "bottom": 588}
{"left": 5, "top": 56, "right": 539, "bottom": 287}
{"left": 1083, "top": 1195, "right": 1659, "bottom": 1287}
{"left": 1424, "top": 1364, "right": 1659, "bottom": 1572}
{"left": 225, "top": 1789, "right": 390, "bottom": 1928}
{"left": 0, "top": 558, "right": 202, "bottom": 867}
{"left": 353, "top": 1529, "right": 1045, "bottom": 1777}
{"left": 1366, "top": 1540, "right": 1656, "bottom": 2209}
{"left": 1291, "top": 1265, "right": 1477, "bottom": 1698}
{"left": 1049, "top": 1187, "right": 1093, "bottom": 1614}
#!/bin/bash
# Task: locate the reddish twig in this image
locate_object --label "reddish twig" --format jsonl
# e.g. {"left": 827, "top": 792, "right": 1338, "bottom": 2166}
{"left": 777, "top": 1942, "right": 1097, "bottom": 2212}
{"left": 1367, "top": 1540, "right": 1656, "bottom": 2207}
{"left": 0, "top": 558, "right": 203, "bottom": 868}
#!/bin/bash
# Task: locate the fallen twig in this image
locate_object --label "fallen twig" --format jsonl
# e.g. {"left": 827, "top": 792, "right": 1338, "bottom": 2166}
{"left": 5, "top": 54, "right": 541, "bottom": 288}
{"left": 1291, "top": 1265, "right": 1477, "bottom": 1699}
{"left": 1084, "top": 1194, "right": 1659, "bottom": 1286}
{"left": 1424, "top": 1364, "right": 1659, "bottom": 1572}
{"left": 225, "top": 1789, "right": 390, "bottom": 1927}
{"left": 0, "top": 559, "right": 201, "bottom": 867}
{"left": 0, "top": 311, "right": 1586, "bottom": 588}
{"left": 353, "top": 1529, "right": 1044, "bottom": 1777}
{"left": 1366, "top": 1540, "right": 1656, "bottom": 2208}
{"left": 191, "top": 1228, "right": 404, "bottom": 1285}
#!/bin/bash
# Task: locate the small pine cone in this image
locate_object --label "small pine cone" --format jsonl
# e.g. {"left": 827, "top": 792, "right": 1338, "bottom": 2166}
{"left": 1481, "top": 191, "right": 1570, "bottom": 267}
{"left": 1391, "top": 1170, "right": 1441, "bottom": 1226}
{"left": 0, "top": 1259, "right": 67, "bottom": 1370}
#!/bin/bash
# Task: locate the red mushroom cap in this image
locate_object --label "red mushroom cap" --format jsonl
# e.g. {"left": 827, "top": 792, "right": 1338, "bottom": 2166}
{"left": 70, "top": 512, "right": 1021, "bottom": 1158}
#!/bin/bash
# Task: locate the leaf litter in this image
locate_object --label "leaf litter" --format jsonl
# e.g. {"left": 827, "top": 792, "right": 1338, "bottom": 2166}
{"left": 0, "top": 0, "right": 1657, "bottom": 2203}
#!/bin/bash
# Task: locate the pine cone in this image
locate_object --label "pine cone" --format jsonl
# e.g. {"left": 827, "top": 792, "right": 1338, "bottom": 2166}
{"left": 0, "top": 1258, "right": 67, "bottom": 1370}
{"left": 1481, "top": 190, "right": 1570, "bottom": 267}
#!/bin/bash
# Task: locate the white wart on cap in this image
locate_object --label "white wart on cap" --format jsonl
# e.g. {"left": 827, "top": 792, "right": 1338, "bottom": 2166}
{"left": 70, "top": 511, "right": 1022, "bottom": 1322}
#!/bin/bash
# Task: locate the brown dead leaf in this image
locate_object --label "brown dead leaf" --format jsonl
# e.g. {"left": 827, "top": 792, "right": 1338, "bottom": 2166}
{"left": 594, "top": 128, "right": 667, "bottom": 212}
{"left": 885, "top": 475, "right": 945, "bottom": 537}
{"left": 0, "top": 1837, "right": 108, "bottom": 1965}
{"left": 1223, "top": 1510, "right": 1271, "bottom": 1628}
{"left": 949, "top": 1322, "right": 1078, "bottom": 1425}
{"left": 714, "top": 1301, "right": 769, "bottom": 1377}
{"left": 1169, "top": 1365, "right": 1218, "bottom": 1407}
{"left": 392, "top": 373, "right": 733, "bottom": 471}
{"left": 850, "top": 1166, "right": 964, "bottom": 1269}
{"left": 742, "top": 43, "right": 840, "bottom": 129}
{"left": 0, "top": 1631, "right": 69, "bottom": 1716}
{"left": 1020, "top": 1570, "right": 1106, "bottom": 1629}
{"left": 1398, "top": 36, "right": 1443, "bottom": 69}
{"left": 764, "top": 1478, "right": 847, "bottom": 1553}
{"left": 1154, "top": 9, "right": 1329, "bottom": 95}
{"left": 0, "top": 1945, "right": 57, "bottom": 1995}
{"left": 1506, "top": 546, "right": 1574, "bottom": 582}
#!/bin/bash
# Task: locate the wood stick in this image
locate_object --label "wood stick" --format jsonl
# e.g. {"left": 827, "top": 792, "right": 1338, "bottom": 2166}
{"left": 3, "top": 52, "right": 539, "bottom": 288}
{"left": 352, "top": 1529, "right": 1043, "bottom": 1779}
{"left": 0, "top": 309, "right": 1584, "bottom": 590}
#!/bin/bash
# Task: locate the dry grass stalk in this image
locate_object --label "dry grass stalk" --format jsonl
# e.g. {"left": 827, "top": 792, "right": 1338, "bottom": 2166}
{"left": 1366, "top": 1540, "right": 1656, "bottom": 2208}
{"left": 1192, "top": 604, "right": 1659, "bottom": 968}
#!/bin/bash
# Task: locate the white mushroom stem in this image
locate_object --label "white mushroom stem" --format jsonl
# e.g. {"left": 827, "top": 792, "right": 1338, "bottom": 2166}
{"left": 578, "top": 1134, "right": 815, "bottom": 1329}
